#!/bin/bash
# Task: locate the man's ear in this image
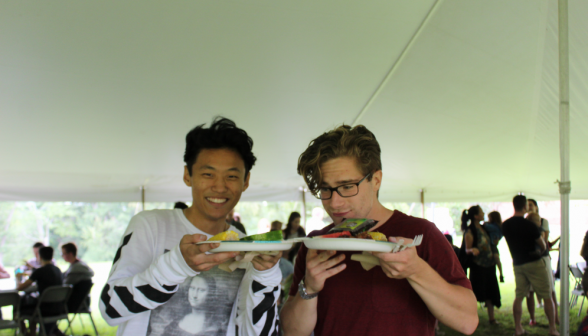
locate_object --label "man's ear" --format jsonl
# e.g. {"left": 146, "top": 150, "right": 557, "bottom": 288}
{"left": 183, "top": 166, "right": 192, "bottom": 187}
{"left": 372, "top": 170, "right": 382, "bottom": 192}
{"left": 243, "top": 171, "right": 250, "bottom": 192}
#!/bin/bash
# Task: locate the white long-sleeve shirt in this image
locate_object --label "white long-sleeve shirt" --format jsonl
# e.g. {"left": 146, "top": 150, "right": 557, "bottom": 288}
{"left": 99, "top": 209, "right": 281, "bottom": 336}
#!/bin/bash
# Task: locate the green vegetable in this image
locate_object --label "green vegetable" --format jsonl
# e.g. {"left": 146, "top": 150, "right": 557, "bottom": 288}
{"left": 240, "top": 231, "right": 283, "bottom": 241}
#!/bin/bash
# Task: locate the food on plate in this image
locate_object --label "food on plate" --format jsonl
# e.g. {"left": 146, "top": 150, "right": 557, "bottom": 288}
{"left": 356, "top": 232, "right": 387, "bottom": 241}
{"left": 315, "top": 219, "right": 387, "bottom": 240}
{"left": 240, "top": 230, "right": 283, "bottom": 241}
{"left": 329, "top": 218, "right": 378, "bottom": 235}
{"left": 208, "top": 230, "right": 239, "bottom": 241}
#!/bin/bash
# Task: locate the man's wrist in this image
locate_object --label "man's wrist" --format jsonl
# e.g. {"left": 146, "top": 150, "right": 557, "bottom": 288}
{"left": 299, "top": 278, "right": 319, "bottom": 299}
{"left": 407, "top": 257, "right": 428, "bottom": 282}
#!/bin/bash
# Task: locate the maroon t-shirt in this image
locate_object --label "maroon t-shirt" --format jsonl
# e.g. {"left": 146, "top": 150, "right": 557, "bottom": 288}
{"left": 289, "top": 211, "right": 472, "bottom": 336}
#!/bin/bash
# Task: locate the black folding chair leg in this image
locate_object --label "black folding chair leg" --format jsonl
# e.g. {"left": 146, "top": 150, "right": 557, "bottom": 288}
{"left": 65, "top": 314, "right": 77, "bottom": 336}
{"left": 88, "top": 313, "right": 100, "bottom": 336}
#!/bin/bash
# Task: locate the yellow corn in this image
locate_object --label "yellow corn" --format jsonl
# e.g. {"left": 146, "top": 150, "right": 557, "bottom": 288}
{"left": 368, "top": 232, "right": 387, "bottom": 241}
{"left": 208, "top": 230, "right": 239, "bottom": 241}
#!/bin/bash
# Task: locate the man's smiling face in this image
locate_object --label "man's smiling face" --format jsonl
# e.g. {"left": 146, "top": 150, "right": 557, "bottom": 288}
{"left": 184, "top": 148, "right": 249, "bottom": 222}
{"left": 319, "top": 156, "right": 381, "bottom": 225}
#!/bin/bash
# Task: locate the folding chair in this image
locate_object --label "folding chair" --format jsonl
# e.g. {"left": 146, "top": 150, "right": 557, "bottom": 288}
{"left": 0, "top": 290, "right": 20, "bottom": 336}
{"left": 569, "top": 265, "right": 586, "bottom": 316}
{"left": 65, "top": 280, "right": 99, "bottom": 336}
{"left": 20, "top": 285, "right": 73, "bottom": 336}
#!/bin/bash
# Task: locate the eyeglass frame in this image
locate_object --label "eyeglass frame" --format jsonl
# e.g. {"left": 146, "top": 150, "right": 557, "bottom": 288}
{"left": 315, "top": 173, "right": 372, "bottom": 200}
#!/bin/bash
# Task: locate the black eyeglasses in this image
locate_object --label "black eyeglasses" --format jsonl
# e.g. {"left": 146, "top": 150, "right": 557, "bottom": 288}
{"left": 316, "top": 173, "right": 371, "bottom": 200}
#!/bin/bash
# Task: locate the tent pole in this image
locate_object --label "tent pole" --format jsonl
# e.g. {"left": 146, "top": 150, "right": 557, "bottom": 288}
{"left": 420, "top": 189, "right": 425, "bottom": 218}
{"left": 557, "top": 0, "right": 570, "bottom": 335}
{"left": 141, "top": 186, "right": 146, "bottom": 211}
{"left": 301, "top": 187, "right": 307, "bottom": 230}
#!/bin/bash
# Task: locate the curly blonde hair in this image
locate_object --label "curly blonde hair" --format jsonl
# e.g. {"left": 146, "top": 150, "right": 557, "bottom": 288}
{"left": 297, "top": 124, "right": 381, "bottom": 196}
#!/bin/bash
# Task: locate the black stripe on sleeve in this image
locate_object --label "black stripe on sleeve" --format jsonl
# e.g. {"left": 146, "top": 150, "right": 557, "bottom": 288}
{"left": 162, "top": 284, "right": 177, "bottom": 291}
{"left": 252, "top": 280, "right": 267, "bottom": 293}
{"left": 259, "top": 303, "right": 276, "bottom": 336}
{"left": 114, "top": 286, "right": 149, "bottom": 313}
{"left": 252, "top": 286, "right": 279, "bottom": 324}
{"left": 136, "top": 284, "right": 177, "bottom": 303}
{"left": 271, "top": 316, "right": 279, "bottom": 336}
{"left": 100, "top": 284, "right": 122, "bottom": 319}
{"left": 112, "top": 233, "right": 133, "bottom": 265}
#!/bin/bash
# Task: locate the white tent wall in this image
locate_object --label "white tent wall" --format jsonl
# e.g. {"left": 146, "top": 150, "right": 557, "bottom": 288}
{"left": 1, "top": 1, "right": 588, "bottom": 204}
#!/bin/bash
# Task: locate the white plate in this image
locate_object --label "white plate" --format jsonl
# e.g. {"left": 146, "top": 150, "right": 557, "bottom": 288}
{"left": 303, "top": 238, "right": 396, "bottom": 252}
{"left": 196, "top": 241, "right": 294, "bottom": 253}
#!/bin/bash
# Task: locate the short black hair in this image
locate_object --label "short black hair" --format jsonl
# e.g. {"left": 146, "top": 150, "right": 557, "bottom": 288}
{"left": 39, "top": 246, "right": 53, "bottom": 261}
{"left": 444, "top": 234, "right": 453, "bottom": 245}
{"left": 513, "top": 195, "right": 527, "bottom": 211}
{"left": 32, "top": 242, "right": 44, "bottom": 249}
{"left": 61, "top": 242, "right": 77, "bottom": 257}
{"left": 174, "top": 202, "right": 188, "bottom": 209}
{"left": 184, "top": 117, "right": 256, "bottom": 177}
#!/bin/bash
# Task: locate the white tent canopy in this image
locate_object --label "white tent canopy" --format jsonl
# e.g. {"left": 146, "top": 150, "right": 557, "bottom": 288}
{"left": 1, "top": 0, "right": 587, "bottom": 203}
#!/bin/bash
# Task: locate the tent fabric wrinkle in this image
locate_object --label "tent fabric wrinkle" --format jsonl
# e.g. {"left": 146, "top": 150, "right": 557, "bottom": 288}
{"left": 1, "top": 1, "right": 588, "bottom": 203}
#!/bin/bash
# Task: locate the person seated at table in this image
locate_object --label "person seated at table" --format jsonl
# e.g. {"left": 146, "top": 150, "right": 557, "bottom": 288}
{"left": 0, "top": 261, "right": 9, "bottom": 279}
{"left": 61, "top": 242, "right": 94, "bottom": 285}
{"left": 23, "top": 242, "right": 45, "bottom": 271}
{"left": 17, "top": 246, "right": 64, "bottom": 336}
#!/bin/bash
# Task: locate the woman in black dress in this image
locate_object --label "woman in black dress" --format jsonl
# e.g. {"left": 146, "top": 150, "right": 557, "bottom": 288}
{"left": 463, "top": 205, "right": 501, "bottom": 325}
{"left": 283, "top": 212, "right": 306, "bottom": 262}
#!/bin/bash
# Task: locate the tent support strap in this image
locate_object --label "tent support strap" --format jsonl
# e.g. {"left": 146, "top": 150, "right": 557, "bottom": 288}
{"left": 141, "top": 186, "right": 146, "bottom": 211}
{"left": 558, "top": 0, "right": 570, "bottom": 335}
{"left": 352, "top": 0, "right": 443, "bottom": 126}
{"left": 420, "top": 189, "right": 425, "bottom": 218}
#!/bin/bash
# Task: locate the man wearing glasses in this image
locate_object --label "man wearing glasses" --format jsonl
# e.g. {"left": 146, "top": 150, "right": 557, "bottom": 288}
{"left": 280, "top": 124, "right": 478, "bottom": 336}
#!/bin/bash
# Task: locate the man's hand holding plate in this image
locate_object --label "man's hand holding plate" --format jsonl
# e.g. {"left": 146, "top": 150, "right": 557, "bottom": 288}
{"left": 180, "top": 234, "right": 239, "bottom": 272}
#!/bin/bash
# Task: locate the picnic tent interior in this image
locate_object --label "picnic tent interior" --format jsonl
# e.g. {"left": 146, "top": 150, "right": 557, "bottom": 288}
{"left": 1, "top": 0, "right": 587, "bottom": 333}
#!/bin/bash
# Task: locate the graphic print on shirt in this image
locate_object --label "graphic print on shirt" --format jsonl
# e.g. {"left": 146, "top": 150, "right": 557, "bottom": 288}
{"left": 146, "top": 267, "right": 245, "bottom": 336}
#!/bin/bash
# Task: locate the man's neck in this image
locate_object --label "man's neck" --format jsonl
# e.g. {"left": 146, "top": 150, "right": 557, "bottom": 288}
{"left": 183, "top": 207, "right": 229, "bottom": 235}
{"left": 366, "top": 202, "right": 395, "bottom": 231}
{"left": 40, "top": 260, "right": 51, "bottom": 266}
{"left": 513, "top": 210, "right": 526, "bottom": 217}
{"left": 70, "top": 258, "right": 79, "bottom": 265}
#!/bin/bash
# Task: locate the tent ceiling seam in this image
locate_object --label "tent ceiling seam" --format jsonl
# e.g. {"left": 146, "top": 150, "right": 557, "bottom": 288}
{"left": 351, "top": 0, "right": 443, "bottom": 127}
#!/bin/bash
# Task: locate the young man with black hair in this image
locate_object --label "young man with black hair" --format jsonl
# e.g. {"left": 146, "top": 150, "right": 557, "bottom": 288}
{"left": 18, "top": 246, "right": 64, "bottom": 336}
{"left": 100, "top": 117, "right": 281, "bottom": 336}
{"left": 502, "top": 195, "right": 559, "bottom": 336}
{"left": 281, "top": 124, "right": 478, "bottom": 336}
{"left": 61, "top": 242, "right": 94, "bottom": 285}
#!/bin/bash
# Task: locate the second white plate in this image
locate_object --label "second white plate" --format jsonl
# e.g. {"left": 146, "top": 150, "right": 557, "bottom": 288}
{"left": 196, "top": 241, "right": 294, "bottom": 253}
{"left": 303, "top": 238, "right": 396, "bottom": 252}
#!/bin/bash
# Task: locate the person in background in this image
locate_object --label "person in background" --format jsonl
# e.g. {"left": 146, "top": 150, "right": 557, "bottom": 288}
{"left": 575, "top": 230, "right": 588, "bottom": 336}
{"left": 0, "top": 262, "right": 9, "bottom": 279}
{"left": 17, "top": 246, "right": 64, "bottom": 336}
{"left": 526, "top": 199, "right": 559, "bottom": 325}
{"left": 24, "top": 242, "right": 45, "bottom": 270}
{"left": 270, "top": 220, "right": 283, "bottom": 232}
{"left": 445, "top": 234, "right": 460, "bottom": 256}
{"left": 61, "top": 242, "right": 94, "bottom": 285}
{"left": 463, "top": 205, "right": 501, "bottom": 325}
{"left": 485, "top": 211, "right": 504, "bottom": 282}
{"left": 502, "top": 195, "right": 559, "bottom": 336}
{"left": 174, "top": 202, "right": 188, "bottom": 210}
{"left": 226, "top": 208, "right": 247, "bottom": 234}
{"left": 283, "top": 212, "right": 306, "bottom": 262}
